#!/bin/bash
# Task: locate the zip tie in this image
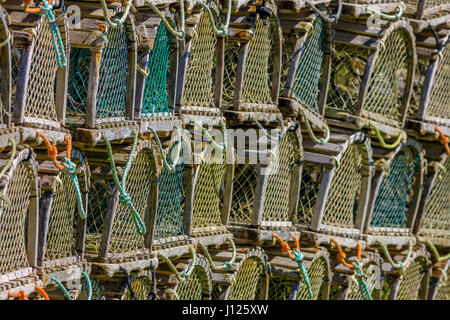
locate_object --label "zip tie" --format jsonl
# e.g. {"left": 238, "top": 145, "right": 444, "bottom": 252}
{"left": 99, "top": 0, "right": 132, "bottom": 29}
{"left": 376, "top": 239, "right": 412, "bottom": 270}
{"left": 51, "top": 276, "right": 72, "bottom": 300}
{"left": 198, "top": 238, "right": 236, "bottom": 271}
{"left": 145, "top": 0, "right": 185, "bottom": 38}
{"left": 367, "top": 122, "right": 405, "bottom": 150}
{"left": 195, "top": 0, "right": 231, "bottom": 37}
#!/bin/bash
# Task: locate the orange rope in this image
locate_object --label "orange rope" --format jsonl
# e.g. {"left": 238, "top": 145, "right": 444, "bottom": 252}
{"left": 35, "top": 286, "right": 50, "bottom": 300}
{"left": 330, "top": 238, "right": 355, "bottom": 269}
{"left": 36, "top": 131, "right": 72, "bottom": 170}
{"left": 24, "top": 0, "right": 52, "bottom": 13}
{"left": 272, "top": 233, "right": 301, "bottom": 260}
{"left": 435, "top": 127, "right": 450, "bottom": 156}
{"left": 8, "top": 290, "right": 29, "bottom": 300}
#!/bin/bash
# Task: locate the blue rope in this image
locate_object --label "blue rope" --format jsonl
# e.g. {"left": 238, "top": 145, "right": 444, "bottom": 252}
{"left": 81, "top": 271, "right": 92, "bottom": 301}
{"left": 353, "top": 260, "right": 372, "bottom": 300}
{"left": 60, "top": 157, "right": 86, "bottom": 220}
{"left": 291, "top": 248, "right": 313, "bottom": 299}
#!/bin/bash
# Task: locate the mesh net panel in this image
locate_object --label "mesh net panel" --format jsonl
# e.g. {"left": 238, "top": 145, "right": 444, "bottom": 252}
{"left": 297, "top": 163, "right": 324, "bottom": 226}
{"left": 268, "top": 276, "right": 294, "bottom": 300}
{"left": 322, "top": 143, "right": 365, "bottom": 229}
{"left": 426, "top": 44, "right": 450, "bottom": 119}
{"left": 67, "top": 48, "right": 91, "bottom": 127}
{"left": 229, "top": 164, "right": 258, "bottom": 223}
{"left": 96, "top": 24, "right": 129, "bottom": 120}
{"left": 181, "top": 11, "right": 216, "bottom": 109}
{"left": 291, "top": 17, "right": 326, "bottom": 114}
{"left": 44, "top": 172, "right": 77, "bottom": 260}
{"left": 241, "top": 17, "right": 274, "bottom": 107}
{"left": 371, "top": 145, "right": 420, "bottom": 228}
{"left": 123, "top": 274, "right": 152, "bottom": 300}
{"left": 153, "top": 147, "right": 185, "bottom": 239}
{"left": 142, "top": 22, "right": 172, "bottom": 117}
{"left": 176, "top": 265, "right": 208, "bottom": 300}
{"left": 396, "top": 257, "right": 428, "bottom": 300}
{"left": 327, "top": 43, "right": 369, "bottom": 113}
{"left": 297, "top": 257, "right": 328, "bottom": 300}
{"left": 109, "top": 149, "right": 155, "bottom": 255}
{"left": 192, "top": 149, "right": 226, "bottom": 230}
{"left": 262, "top": 132, "right": 297, "bottom": 222}
{"left": 0, "top": 162, "right": 32, "bottom": 273}
{"left": 363, "top": 28, "right": 412, "bottom": 127}
{"left": 228, "top": 257, "right": 262, "bottom": 300}
{"left": 434, "top": 268, "right": 450, "bottom": 300}
{"left": 346, "top": 264, "right": 379, "bottom": 300}
{"left": 222, "top": 41, "right": 239, "bottom": 106}
{"left": 418, "top": 157, "right": 450, "bottom": 239}
{"left": 10, "top": 50, "right": 19, "bottom": 113}
{"left": 85, "top": 178, "right": 113, "bottom": 256}
{"left": 25, "top": 17, "right": 60, "bottom": 123}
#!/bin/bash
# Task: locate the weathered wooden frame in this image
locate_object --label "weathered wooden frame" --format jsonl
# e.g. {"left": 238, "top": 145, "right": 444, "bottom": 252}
{"left": 0, "top": 10, "right": 11, "bottom": 127}
{"left": 427, "top": 260, "right": 449, "bottom": 300}
{"left": 364, "top": 138, "right": 425, "bottom": 241}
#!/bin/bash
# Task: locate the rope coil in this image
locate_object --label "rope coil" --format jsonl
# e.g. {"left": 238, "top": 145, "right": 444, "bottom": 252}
{"left": 102, "top": 131, "right": 146, "bottom": 235}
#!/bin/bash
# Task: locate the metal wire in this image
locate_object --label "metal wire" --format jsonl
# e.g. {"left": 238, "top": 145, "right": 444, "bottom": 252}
{"left": 396, "top": 257, "right": 429, "bottom": 300}
{"left": 228, "top": 257, "right": 262, "bottom": 300}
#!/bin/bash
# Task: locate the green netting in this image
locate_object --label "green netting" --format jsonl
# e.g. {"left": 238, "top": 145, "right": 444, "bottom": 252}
{"left": 418, "top": 157, "right": 450, "bottom": 239}
{"left": 241, "top": 17, "right": 273, "bottom": 107}
{"left": 297, "top": 163, "right": 324, "bottom": 226}
{"left": 182, "top": 11, "right": 216, "bottom": 109}
{"left": 371, "top": 144, "right": 420, "bottom": 228}
{"left": 322, "top": 143, "right": 367, "bottom": 229}
{"left": 291, "top": 17, "right": 326, "bottom": 114}
{"left": 268, "top": 276, "right": 294, "bottom": 300}
{"left": 109, "top": 149, "right": 155, "bottom": 255}
{"left": 262, "top": 131, "right": 298, "bottom": 222}
{"left": 85, "top": 178, "right": 113, "bottom": 256}
{"left": 434, "top": 268, "right": 450, "bottom": 300}
{"left": 229, "top": 164, "right": 258, "bottom": 223}
{"left": 426, "top": 44, "right": 450, "bottom": 119}
{"left": 364, "top": 28, "right": 412, "bottom": 127}
{"left": 67, "top": 48, "right": 91, "bottom": 126}
{"left": 96, "top": 24, "right": 129, "bottom": 120}
{"left": 396, "top": 257, "right": 428, "bottom": 300}
{"left": 297, "top": 257, "right": 328, "bottom": 300}
{"left": 0, "top": 162, "right": 32, "bottom": 273}
{"left": 153, "top": 148, "right": 185, "bottom": 239}
{"left": 142, "top": 22, "right": 172, "bottom": 117}
{"left": 327, "top": 43, "right": 369, "bottom": 113}
{"left": 44, "top": 172, "right": 77, "bottom": 261}
{"left": 228, "top": 257, "right": 262, "bottom": 300}
{"left": 176, "top": 265, "right": 209, "bottom": 300}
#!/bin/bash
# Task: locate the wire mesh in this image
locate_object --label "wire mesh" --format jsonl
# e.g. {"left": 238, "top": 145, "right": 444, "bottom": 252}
{"left": 297, "top": 257, "right": 328, "bottom": 300}
{"left": 229, "top": 164, "right": 258, "bottom": 224}
{"left": 0, "top": 162, "right": 32, "bottom": 273}
{"left": 228, "top": 257, "right": 262, "bottom": 300}
{"left": 322, "top": 143, "right": 366, "bottom": 229}
{"left": 371, "top": 144, "right": 420, "bottom": 228}
{"left": 241, "top": 17, "right": 274, "bottom": 107}
{"left": 109, "top": 149, "right": 155, "bottom": 255}
{"left": 67, "top": 48, "right": 91, "bottom": 127}
{"left": 123, "top": 274, "right": 153, "bottom": 300}
{"left": 327, "top": 43, "right": 369, "bottom": 113}
{"left": 268, "top": 276, "right": 294, "bottom": 300}
{"left": 297, "top": 163, "right": 324, "bottom": 226}
{"left": 262, "top": 131, "right": 298, "bottom": 222}
{"left": 77, "top": 278, "right": 103, "bottom": 300}
{"left": 176, "top": 265, "right": 208, "bottom": 300}
{"left": 363, "top": 28, "right": 412, "bottom": 127}
{"left": 222, "top": 41, "right": 240, "bottom": 106}
{"left": 291, "top": 17, "right": 326, "bottom": 114}
{"left": 434, "top": 268, "right": 450, "bottom": 300}
{"left": 96, "top": 24, "right": 129, "bottom": 120}
{"left": 418, "top": 157, "right": 450, "bottom": 239}
{"left": 10, "top": 50, "right": 19, "bottom": 114}
{"left": 346, "top": 264, "right": 379, "bottom": 300}
{"left": 396, "top": 257, "right": 428, "bottom": 300}
{"left": 44, "top": 172, "right": 77, "bottom": 261}
{"left": 182, "top": 11, "right": 217, "bottom": 109}
{"left": 24, "top": 17, "right": 61, "bottom": 123}
{"left": 426, "top": 44, "right": 450, "bottom": 119}
{"left": 142, "top": 22, "right": 172, "bottom": 117}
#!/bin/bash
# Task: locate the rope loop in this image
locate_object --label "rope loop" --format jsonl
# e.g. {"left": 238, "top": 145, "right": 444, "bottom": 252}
{"left": 99, "top": 0, "right": 132, "bottom": 29}
{"left": 198, "top": 237, "right": 236, "bottom": 271}
{"left": 367, "top": 4, "right": 403, "bottom": 21}
{"left": 149, "top": 126, "right": 182, "bottom": 174}
{"left": 35, "top": 286, "right": 50, "bottom": 300}
{"left": 367, "top": 122, "right": 405, "bottom": 150}
{"left": 51, "top": 276, "right": 72, "bottom": 300}
{"left": 306, "top": 0, "right": 342, "bottom": 24}
{"left": 435, "top": 127, "right": 450, "bottom": 156}
{"left": 299, "top": 109, "right": 330, "bottom": 145}
{"left": 81, "top": 271, "right": 92, "bottom": 301}
{"left": 425, "top": 240, "right": 450, "bottom": 262}
{"left": 195, "top": 0, "right": 231, "bottom": 37}
{"left": 376, "top": 239, "right": 413, "bottom": 270}
{"left": 145, "top": 0, "right": 185, "bottom": 38}
{"left": 158, "top": 246, "right": 197, "bottom": 283}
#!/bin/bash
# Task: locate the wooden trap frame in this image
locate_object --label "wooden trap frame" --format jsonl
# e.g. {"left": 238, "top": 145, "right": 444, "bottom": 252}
{"left": 64, "top": 0, "right": 139, "bottom": 145}
{"left": 4, "top": 1, "right": 70, "bottom": 144}
{"left": 427, "top": 259, "right": 449, "bottom": 300}
{"left": 404, "top": 0, "right": 450, "bottom": 20}
{"left": 296, "top": 131, "right": 373, "bottom": 244}
{"left": 266, "top": 246, "right": 331, "bottom": 300}
{"left": 326, "top": 5, "right": 416, "bottom": 145}
{"left": 0, "top": 146, "right": 40, "bottom": 300}
{"left": 205, "top": 245, "right": 270, "bottom": 300}
{"left": 156, "top": 252, "right": 213, "bottom": 300}
{"left": 364, "top": 138, "right": 425, "bottom": 244}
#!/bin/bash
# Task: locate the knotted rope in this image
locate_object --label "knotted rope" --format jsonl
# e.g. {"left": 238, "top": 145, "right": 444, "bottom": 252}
{"left": 102, "top": 131, "right": 146, "bottom": 235}
{"left": 145, "top": 0, "right": 185, "bottom": 38}
{"left": 24, "top": 0, "right": 66, "bottom": 67}
{"left": 367, "top": 122, "right": 405, "bottom": 150}
{"left": 0, "top": 138, "right": 17, "bottom": 208}
{"left": 99, "top": 0, "right": 132, "bottom": 29}
{"left": 36, "top": 131, "right": 85, "bottom": 220}
{"left": 195, "top": 0, "right": 231, "bottom": 37}
{"left": 330, "top": 238, "right": 372, "bottom": 300}
{"left": 158, "top": 246, "right": 197, "bottom": 283}
{"left": 272, "top": 233, "right": 313, "bottom": 299}
{"left": 376, "top": 239, "right": 413, "bottom": 271}
{"left": 435, "top": 127, "right": 450, "bottom": 156}
{"left": 425, "top": 240, "right": 450, "bottom": 262}
{"left": 198, "top": 238, "right": 236, "bottom": 271}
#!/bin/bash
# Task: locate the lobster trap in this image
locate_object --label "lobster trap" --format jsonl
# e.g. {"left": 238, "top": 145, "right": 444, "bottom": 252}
{"left": 0, "top": 146, "right": 40, "bottom": 299}
{"left": 364, "top": 138, "right": 425, "bottom": 243}
{"left": 326, "top": 6, "right": 416, "bottom": 144}
{"left": 156, "top": 252, "right": 213, "bottom": 300}
{"left": 4, "top": 1, "right": 70, "bottom": 142}
{"left": 65, "top": 0, "right": 139, "bottom": 144}
{"left": 204, "top": 245, "right": 269, "bottom": 300}
{"left": 267, "top": 246, "right": 331, "bottom": 300}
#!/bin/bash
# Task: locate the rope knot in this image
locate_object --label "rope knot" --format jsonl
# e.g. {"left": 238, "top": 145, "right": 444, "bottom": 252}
{"left": 119, "top": 192, "right": 132, "bottom": 205}
{"left": 292, "top": 248, "right": 304, "bottom": 263}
